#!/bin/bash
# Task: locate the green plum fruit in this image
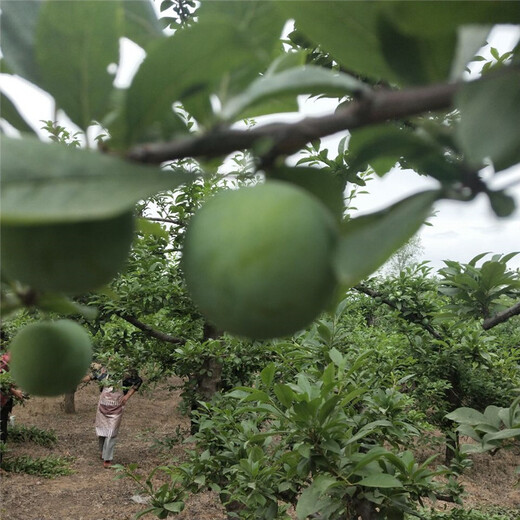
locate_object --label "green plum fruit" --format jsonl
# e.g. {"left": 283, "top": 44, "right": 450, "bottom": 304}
{"left": 1, "top": 211, "right": 134, "bottom": 295}
{"left": 9, "top": 319, "right": 93, "bottom": 396}
{"left": 182, "top": 181, "right": 339, "bottom": 339}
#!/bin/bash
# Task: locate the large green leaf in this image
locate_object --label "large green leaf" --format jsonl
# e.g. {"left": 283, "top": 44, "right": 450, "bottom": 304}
{"left": 270, "top": 165, "right": 345, "bottom": 222}
{"left": 384, "top": 1, "right": 520, "bottom": 36}
{"left": 121, "top": 2, "right": 285, "bottom": 143}
{"left": 456, "top": 69, "right": 520, "bottom": 171}
{"left": 0, "top": 90, "right": 36, "bottom": 134}
{"left": 377, "top": 13, "right": 457, "bottom": 85}
{"left": 220, "top": 66, "right": 369, "bottom": 121}
{"left": 121, "top": 20, "right": 256, "bottom": 145}
{"left": 348, "top": 125, "right": 461, "bottom": 182}
{"left": 446, "top": 407, "right": 487, "bottom": 425}
{"left": 333, "top": 190, "right": 439, "bottom": 287}
{"left": 296, "top": 475, "right": 337, "bottom": 520}
{"left": 276, "top": 2, "right": 399, "bottom": 84}
{"left": 121, "top": 0, "right": 164, "bottom": 49}
{"left": 35, "top": 1, "right": 121, "bottom": 130}
{"left": 0, "top": 0, "right": 42, "bottom": 84}
{"left": 0, "top": 135, "right": 193, "bottom": 225}
{"left": 357, "top": 473, "right": 404, "bottom": 488}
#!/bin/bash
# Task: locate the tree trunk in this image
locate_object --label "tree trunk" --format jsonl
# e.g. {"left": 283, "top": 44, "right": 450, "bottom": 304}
{"left": 63, "top": 392, "right": 76, "bottom": 414}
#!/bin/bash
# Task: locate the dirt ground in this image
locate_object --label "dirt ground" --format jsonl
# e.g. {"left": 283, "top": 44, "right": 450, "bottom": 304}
{"left": 1, "top": 379, "right": 520, "bottom": 520}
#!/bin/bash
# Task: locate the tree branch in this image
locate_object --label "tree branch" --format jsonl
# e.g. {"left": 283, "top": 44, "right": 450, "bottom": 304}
{"left": 113, "top": 310, "right": 186, "bottom": 345}
{"left": 145, "top": 216, "right": 182, "bottom": 225}
{"left": 126, "top": 81, "right": 458, "bottom": 165}
{"left": 354, "top": 284, "right": 443, "bottom": 340}
{"left": 483, "top": 300, "right": 520, "bottom": 330}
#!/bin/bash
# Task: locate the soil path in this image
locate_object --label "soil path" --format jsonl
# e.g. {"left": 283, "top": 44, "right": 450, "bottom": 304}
{"left": 1, "top": 379, "right": 520, "bottom": 519}
{"left": 0, "top": 378, "right": 225, "bottom": 520}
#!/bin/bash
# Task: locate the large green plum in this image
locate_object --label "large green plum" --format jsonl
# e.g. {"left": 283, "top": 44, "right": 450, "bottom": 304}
{"left": 1, "top": 211, "right": 134, "bottom": 294}
{"left": 9, "top": 319, "right": 93, "bottom": 396}
{"left": 182, "top": 181, "right": 339, "bottom": 339}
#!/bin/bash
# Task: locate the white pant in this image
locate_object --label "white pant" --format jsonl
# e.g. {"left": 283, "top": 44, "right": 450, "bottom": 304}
{"left": 98, "top": 435, "right": 117, "bottom": 462}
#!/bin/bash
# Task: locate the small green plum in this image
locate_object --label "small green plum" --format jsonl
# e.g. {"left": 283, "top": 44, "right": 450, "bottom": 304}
{"left": 9, "top": 319, "right": 93, "bottom": 396}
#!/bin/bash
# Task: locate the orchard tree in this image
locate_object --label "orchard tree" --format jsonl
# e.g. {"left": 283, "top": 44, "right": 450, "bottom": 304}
{"left": 1, "top": 1, "right": 520, "bottom": 518}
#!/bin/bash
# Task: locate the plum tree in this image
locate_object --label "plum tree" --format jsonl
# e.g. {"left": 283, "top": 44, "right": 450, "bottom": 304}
{"left": 182, "top": 181, "right": 339, "bottom": 339}
{"left": 9, "top": 319, "right": 93, "bottom": 396}
{"left": 1, "top": 211, "right": 134, "bottom": 295}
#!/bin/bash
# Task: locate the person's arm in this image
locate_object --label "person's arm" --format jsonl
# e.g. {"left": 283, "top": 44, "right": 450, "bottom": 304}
{"left": 10, "top": 387, "right": 24, "bottom": 400}
{"left": 122, "top": 386, "right": 137, "bottom": 404}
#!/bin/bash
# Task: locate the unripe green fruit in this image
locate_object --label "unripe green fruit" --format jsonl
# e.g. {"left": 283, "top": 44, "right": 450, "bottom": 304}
{"left": 1, "top": 212, "right": 134, "bottom": 294}
{"left": 9, "top": 319, "right": 93, "bottom": 396}
{"left": 182, "top": 181, "right": 338, "bottom": 339}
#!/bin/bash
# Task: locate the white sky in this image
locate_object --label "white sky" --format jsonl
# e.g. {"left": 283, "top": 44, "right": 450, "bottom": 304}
{"left": 1, "top": 24, "right": 519, "bottom": 272}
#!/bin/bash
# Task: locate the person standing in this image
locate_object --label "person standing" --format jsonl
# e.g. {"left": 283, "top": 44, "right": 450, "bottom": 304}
{"left": 85, "top": 366, "right": 142, "bottom": 468}
{"left": 0, "top": 352, "right": 25, "bottom": 465}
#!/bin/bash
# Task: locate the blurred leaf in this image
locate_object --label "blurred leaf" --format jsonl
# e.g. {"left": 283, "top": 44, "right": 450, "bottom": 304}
{"left": 136, "top": 219, "right": 169, "bottom": 240}
{"left": 35, "top": 1, "right": 120, "bottom": 130}
{"left": 456, "top": 69, "right": 520, "bottom": 171}
{"left": 121, "top": 0, "right": 164, "bottom": 49}
{"left": 0, "top": 91, "right": 36, "bottom": 134}
{"left": 221, "top": 66, "right": 368, "bottom": 121}
{"left": 357, "top": 473, "right": 404, "bottom": 488}
{"left": 333, "top": 190, "right": 439, "bottom": 287}
{"left": 38, "top": 294, "right": 98, "bottom": 320}
{"left": 446, "top": 407, "right": 487, "bottom": 425}
{"left": 384, "top": 1, "right": 520, "bottom": 36}
{"left": 348, "top": 125, "right": 461, "bottom": 181}
{"left": 277, "top": 2, "right": 398, "bottom": 83}
{"left": 122, "top": 20, "right": 257, "bottom": 144}
{"left": 450, "top": 26, "right": 491, "bottom": 80}
{"left": 377, "top": 14, "right": 456, "bottom": 85}
{"left": 296, "top": 475, "right": 337, "bottom": 519}
{"left": 0, "top": 0, "right": 42, "bottom": 83}
{"left": 270, "top": 165, "right": 345, "bottom": 221}
{"left": 0, "top": 135, "right": 193, "bottom": 224}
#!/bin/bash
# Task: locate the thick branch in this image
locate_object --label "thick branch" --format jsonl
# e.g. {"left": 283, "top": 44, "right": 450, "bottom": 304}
{"left": 126, "top": 81, "right": 458, "bottom": 164}
{"left": 483, "top": 301, "right": 520, "bottom": 330}
{"left": 113, "top": 310, "right": 186, "bottom": 345}
{"left": 355, "top": 284, "right": 443, "bottom": 340}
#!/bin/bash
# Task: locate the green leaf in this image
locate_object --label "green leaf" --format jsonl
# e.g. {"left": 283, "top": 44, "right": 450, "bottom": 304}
{"left": 0, "top": 91, "right": 36, "bottom": 134}
{"left": 163, "top": 502, "right": 185, "bottom": 513}
{"left": 456, "top": 69, "right": 520, "bottom": 171}
{"left": 446, "top": 407, "right": 487, "bottom": 425}
{"left": 274, "top": 384, "right": 296, "bottom": 408}
{"left": 0, "top": 0, "right": 42, "bottom": 83}
{"left": 357, "top": 473, "right": 404, "bottom": 488}
{"left": 333, "top": 190, "right": 439, "bottom": 287}
{"left": 348, "top": 125, "right": 461, "bottom": 181}
{"left": 136, "top": 219, "right": 169, "bottom": 240}
{"left": 260, "top": 363, "right": 276, "bottom": 388}
{"left": 482, "top": 428, "right": 520, "bottom": 443}
{"left": 0, "top": 135, "right": 193, "bottom": 225}
{"left": 377, "top": 13, "right": 457, "bottom": 85}
{"left": 35, "top": 1, "right": 121, "bottom": 130}
{"left": 450, "top": 26, "right": 491, "bottom": 81}
{"left": 122, "top": 20, "right": 253, "bottom": 144}
{"left": 296, "top": 475, "right": 337, "bottom": 520}
{"left": 121, "top": 0, "right": 164, "bottom": 49}
{"left": 384, "top": 2, "right": 520, "bottom": 36}
{"left": 277, "top": 2, "right": 398, "bottom": 83}
{"left": 270, "top": 165, "right": 345, "bottom": 221}
{"left": 220, "top": 66, "right": 368, "bottom": 121}
{"left": 37, "top": 294, "right": 98, "bottom": 320}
